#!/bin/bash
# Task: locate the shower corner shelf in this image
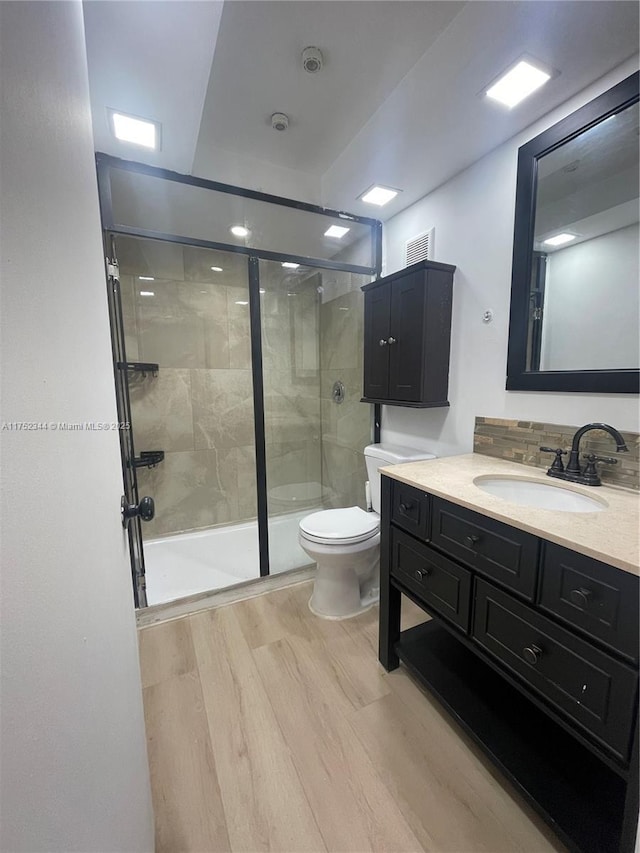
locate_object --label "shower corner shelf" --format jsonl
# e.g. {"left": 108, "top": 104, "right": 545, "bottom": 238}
{"left": 117, "top": 361, "right": 159, "bottom": 377}
{"left": 132, "top": 451, "right": 165, "bottom": 469}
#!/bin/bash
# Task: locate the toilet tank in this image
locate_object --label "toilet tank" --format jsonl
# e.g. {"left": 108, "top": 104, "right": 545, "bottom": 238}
{"left": 364, "top": 444, "right": 436, "bottom": 514}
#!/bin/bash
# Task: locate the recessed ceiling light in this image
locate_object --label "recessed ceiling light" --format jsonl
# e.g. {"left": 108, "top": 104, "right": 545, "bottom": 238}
{"left": 139, "top": 291, "right": 155, "bottom": 297}
{"left": 231, "top": 225, "right": 249, "bottom": 238}
{"left": 543, "top": 233, "right": 577, "bottom": 246}
{"left": 210, "top": 266, "right": 223, "bottom": 272}
{"left": 109, "top": 110, "right": 159, "bottom": 149}
{"left": 235, "top": 300, "right": 249, "bottom": 306}
{"left": 282, "top": 262, "right": 300, "bottom": 269}
{"left": 359, "top": 185, "right": 400, "bottom": 206}
{"left": 324, "top": 225, "right": 350, "bottom": 239}
{"left": 138, "top": 276, "right": 155, "bottom": 281}
{"left": 486, "top": 60, "right": 551, "bottom": 108}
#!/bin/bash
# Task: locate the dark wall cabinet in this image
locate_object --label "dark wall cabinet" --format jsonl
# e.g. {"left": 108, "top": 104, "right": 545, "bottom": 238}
{"left": 361, "top": 259, "right": 455, "bottom": 407}
{"left": 379, "top": 476, "right": 639, "bottom": 853}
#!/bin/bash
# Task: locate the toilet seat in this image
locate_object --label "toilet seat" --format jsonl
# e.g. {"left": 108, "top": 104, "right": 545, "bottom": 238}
{"left": 299, "top": 506, "right": 379, "bottom": 546}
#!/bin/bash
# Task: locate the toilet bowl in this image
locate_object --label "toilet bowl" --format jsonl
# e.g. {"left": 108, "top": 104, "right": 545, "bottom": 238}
{"left": 299, "top": 444, "right": 435, "bottom": 619}
{"left": 299, "top": 507, "right": 381, "bottom": 619}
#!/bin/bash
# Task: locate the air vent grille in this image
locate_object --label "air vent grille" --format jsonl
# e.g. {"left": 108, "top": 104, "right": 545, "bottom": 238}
{"left": 405, "top": 228, "right": 434, "bottom": 265}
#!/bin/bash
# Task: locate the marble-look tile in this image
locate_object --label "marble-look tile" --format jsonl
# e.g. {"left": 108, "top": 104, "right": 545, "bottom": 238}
{"left": 129, "top": 368, "right": 194, "bottom": 452}
{"left": 263, "top": 369, "right": 320, "bottom": 445}
{"left": 266, "top": 439, "right": 321, "bottom": 489}
{"left": 320, "top": 290, "right": 364, "bottom": 372}
{"left": 320, "top": 395, "right": 370, "bottom": 456}
{"left": 320, "top": 368, "right": 363, "bottom": 400}
{"left": 120, "top": 274, "right": 139, "bottom": 361}
{"left": 117, "top": 237, "right": 185, "bottom": 281}
{"left": 322, "top": 440, "right": 367, "bottom": 510}
{"left": 176, "top": 281, "right": 229, "bottom": 369}
{"left": 235, "top": 445, "right": 258, "bottom": 520}
{"left": 135, "top": 278, "right": 229, "bottom": 369}
{"left": 191, "top": 368, "right": 255, "bottom": 450}
{"left": 261, "top": 285, "right": 319, "bottom": 374}
{"left": 183, "top": 246, "right": 247, "bottom": 285}
{"left": 137, "top": 449, "right": 239, "bottom": 538}
{"left": 227, "top": 285, "right": 252, "bottom": 369}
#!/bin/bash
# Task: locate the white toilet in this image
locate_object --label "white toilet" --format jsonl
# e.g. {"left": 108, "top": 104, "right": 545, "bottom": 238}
{"left": 298, "top": 443, "right": 435, "bottom": 619}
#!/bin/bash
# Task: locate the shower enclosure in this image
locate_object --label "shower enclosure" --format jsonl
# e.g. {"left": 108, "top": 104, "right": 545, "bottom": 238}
{"left": 98, "top": 155, "right": 381, "bottom": 607}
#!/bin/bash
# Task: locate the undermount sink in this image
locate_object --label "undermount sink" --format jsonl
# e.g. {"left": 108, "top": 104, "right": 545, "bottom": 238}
{"left": 473, "top": 475, "right": 608, "bottom": 513}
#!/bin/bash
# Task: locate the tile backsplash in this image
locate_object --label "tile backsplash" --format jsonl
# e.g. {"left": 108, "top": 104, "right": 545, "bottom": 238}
{"left": 474, "top": 417, "right": 639, "bottom": 491}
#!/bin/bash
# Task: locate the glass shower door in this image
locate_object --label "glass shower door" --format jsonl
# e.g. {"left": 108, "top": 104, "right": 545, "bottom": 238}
{"left": 259, "top": 259, "right": 372, "bottom": 576}
{"left": 114, "top": 235, "right": 260, "bottom": 604}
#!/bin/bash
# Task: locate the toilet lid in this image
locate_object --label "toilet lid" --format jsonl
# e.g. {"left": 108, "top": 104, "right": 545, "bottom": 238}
{"left": 300, "top": 506, "right": 379, "bottom": 545}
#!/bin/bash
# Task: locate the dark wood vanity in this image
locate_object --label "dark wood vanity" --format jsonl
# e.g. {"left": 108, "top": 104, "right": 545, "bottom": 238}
{"left": 379, "top": 474, "right": 639, "bottom": 853}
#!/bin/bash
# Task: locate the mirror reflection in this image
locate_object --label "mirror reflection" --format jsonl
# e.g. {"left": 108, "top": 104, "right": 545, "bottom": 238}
{"left": 527, "top": 100, "right": 639, "bottom": 372}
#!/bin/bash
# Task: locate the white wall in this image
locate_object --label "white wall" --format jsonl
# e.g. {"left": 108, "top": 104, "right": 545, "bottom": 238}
{"left": 541, "top": 224, "right": 639, "bottom": 371}
{"left": 0, "top": 3, "right": 154, "bottom": 851}
{"left": 382, "top": 58, "right": 640, "bottom": 457}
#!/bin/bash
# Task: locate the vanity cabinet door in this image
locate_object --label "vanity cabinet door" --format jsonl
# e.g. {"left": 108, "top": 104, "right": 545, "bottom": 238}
{"left": 539, "top": 543, "right": 639, "bottom": 663}
{"left": 473, "top": 578, "right": 638, "bottom": 762}
{"left": 430, "top": 497, "right": 539, "bottom": 600}
{"left": 391, "top": 480, "right": 430, "bottom": 540}
{"left": 391, "top": 528, "right": 471, "bottom": 632}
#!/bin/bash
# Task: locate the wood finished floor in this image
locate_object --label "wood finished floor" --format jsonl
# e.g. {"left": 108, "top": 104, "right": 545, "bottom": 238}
{"left": 138, "top": 580, "right": 565, "bottom": 853}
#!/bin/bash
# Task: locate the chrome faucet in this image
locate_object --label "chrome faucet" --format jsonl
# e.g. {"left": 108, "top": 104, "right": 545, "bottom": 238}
{"left": 540, "top": 423, "right": 628, "bottom": 486}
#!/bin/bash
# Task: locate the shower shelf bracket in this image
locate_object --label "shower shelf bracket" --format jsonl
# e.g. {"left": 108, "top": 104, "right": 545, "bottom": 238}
{"left": 117, "top": 361, "right": 159, "bottom": 377}
{"left": 132, "top": 450, "right": 165, "bottom": 470}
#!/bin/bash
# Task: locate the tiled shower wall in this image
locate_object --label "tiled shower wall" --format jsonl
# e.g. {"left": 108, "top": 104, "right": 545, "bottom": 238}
{"left": 121, "top": 261, "right": 259, "bottom": 538}
{"left": 120, "top": 240, "right": 369, "bottom": 538}
{"left": 474, "top": 417, "right": 639, "bottom": 491}
{"left": 319, "top": 273, "right": 370, "bottom": 510}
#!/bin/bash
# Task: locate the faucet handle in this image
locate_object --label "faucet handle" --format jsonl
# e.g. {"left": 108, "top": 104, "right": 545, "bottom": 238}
{"left": 540, "top": 447, "right": 567, "bottom": 473}
{"left": 583, "top": 453, "right": 617, "bottom": 465}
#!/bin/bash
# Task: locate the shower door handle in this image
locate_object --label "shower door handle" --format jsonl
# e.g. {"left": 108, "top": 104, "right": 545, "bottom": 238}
{"left": 121, "top": 495, "right": 155, "bottom": 528}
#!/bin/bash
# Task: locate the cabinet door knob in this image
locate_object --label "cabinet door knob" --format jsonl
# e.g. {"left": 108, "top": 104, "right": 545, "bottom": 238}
{"left": 399, "top": 501, "right": 413, "bottom": 513}
{"left": 569, "top": 587, "right": 592, "bottom": 609}
{"left": 465, "top": 534, "right": 480, "bottom": 548}
{"left": 415, "top": 568, "right": 430, "bottom": 582}
{"left": 379, "top": 339, "right": 388, "bottom": 347}
{"left": 388, "top": 336, "right": 397, "bottom": 345}
{"left": 522, "top": 644, "right": 542, "bottom": 666}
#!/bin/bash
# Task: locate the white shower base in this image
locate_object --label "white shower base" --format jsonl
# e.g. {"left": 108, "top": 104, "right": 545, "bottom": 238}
{"left": 143, "top": 509, "right": 315, "bottom": 606}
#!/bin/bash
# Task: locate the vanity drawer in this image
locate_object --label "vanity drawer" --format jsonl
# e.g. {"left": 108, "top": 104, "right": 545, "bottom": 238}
{"left": 391, "top": 527, "right": 471, "bottom": 632}
{"left": 539, "top": 543, "right": 639, "bottom": 663}
{"left": 430, "top": 497, "right": 539, "bottom": 599}
{"left": 473, "top": 578, "right": 638, "bottom": 762}
{"left": 391, "top": 481, "right": 430, "bottom": 540}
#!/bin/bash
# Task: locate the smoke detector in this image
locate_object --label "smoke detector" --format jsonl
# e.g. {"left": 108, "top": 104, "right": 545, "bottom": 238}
{"left": 271, "top": 112, "right": 289, "bottom": 132}
{"left": 302, "top": 46, "right": 323, "bottom": 73}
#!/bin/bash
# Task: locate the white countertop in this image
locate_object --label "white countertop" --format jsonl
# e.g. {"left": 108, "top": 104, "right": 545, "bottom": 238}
{"left": 381, "top": 454, "right": 640, "bottom": 576}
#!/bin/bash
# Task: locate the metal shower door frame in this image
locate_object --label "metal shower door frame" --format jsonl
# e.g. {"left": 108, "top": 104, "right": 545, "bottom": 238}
{"left": 96, "top": 154, "right": 382, "bottom": 604}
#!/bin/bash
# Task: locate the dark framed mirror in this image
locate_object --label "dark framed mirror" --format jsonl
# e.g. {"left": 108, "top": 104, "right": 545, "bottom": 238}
{"left": 506, "top": 72, "right": 639, "bottom": 393}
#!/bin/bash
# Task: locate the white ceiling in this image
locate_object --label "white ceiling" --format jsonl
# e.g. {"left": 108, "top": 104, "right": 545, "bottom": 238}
{"left": 83, "top": 1, "right": 639, "bottom": 221}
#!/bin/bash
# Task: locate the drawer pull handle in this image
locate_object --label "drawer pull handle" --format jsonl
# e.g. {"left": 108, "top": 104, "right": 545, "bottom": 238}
{"left": 522, "top": 645, "right": 542, "bottom": 666}
{"left": 465, "top": 534, "right": 480, "bottom": 548}
{"left": 569, "top": 587, "right": 592, "bottom": 609}
{"left": 415, "top": 568, "right": 430, "bottom": 581}
{"left": 399, "top": 502, "right": 414, "bottom": 513}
